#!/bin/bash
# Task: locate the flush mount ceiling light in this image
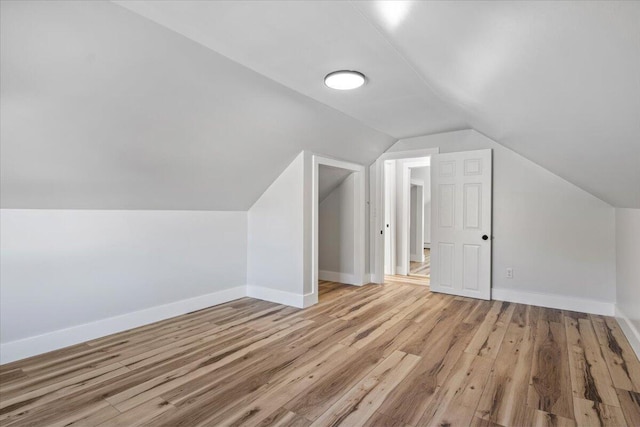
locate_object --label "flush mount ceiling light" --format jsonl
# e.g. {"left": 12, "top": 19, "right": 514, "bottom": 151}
{"left": 324, "top": 70, "right": 366, "bottom": 90}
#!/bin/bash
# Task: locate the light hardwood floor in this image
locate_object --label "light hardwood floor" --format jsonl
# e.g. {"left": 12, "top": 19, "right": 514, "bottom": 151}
{"left": 409, "top": 249, "right": 430, "bottom": 277}
{"left": 1, "top": 278, "right": 640, "bottom": 426}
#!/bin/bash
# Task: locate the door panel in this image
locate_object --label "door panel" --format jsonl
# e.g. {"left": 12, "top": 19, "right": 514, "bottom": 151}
{"left": 462, "top": 244, "right": 480, "bottom": 291}
{"left": 431, "top": 149, "right": 492, "bottom": 300}
{"left": 463, "top": 183, "right": 481, "bottom": 230}
{"left": 438, "top": 242, "right": 454, "bottom": 288}
{"left": 438, "top": 184, "right": 455, "bottom": 228}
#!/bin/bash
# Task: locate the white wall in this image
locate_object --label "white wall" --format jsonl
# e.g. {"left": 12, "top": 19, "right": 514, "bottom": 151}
{"left": 394, "top": 160, "right": 406, "bottom": 273}
{"left": 319, "top": 173, "right": 355, "bottom": 282}
{"left": 1, "top": 0, "right": 396, "bottom": 211}
{"left": 390, "top": 159, "right": 430, "bottom": 275}
{"left": 409, "top": 185, "right": 418, "bottom": 258}
{"left": 615, "top": 208, "right": 640, "bottom": 357}
{"left": 408, "top": 182, "right": 424, "bottom": 262}
{"left": 0, "top": 209, "right": 247, "bottom": 363}
{"left": 388, "top": 130, "right": 616, "bottom": 312}
{"left": 247, "top": 152, "right": 311, "bottom": 307}
{"left": 411, "top": 167, "right": 431, "bottom": 246}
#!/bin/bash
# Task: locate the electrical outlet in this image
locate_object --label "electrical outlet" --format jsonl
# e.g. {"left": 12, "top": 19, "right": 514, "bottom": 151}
{"left": 506, "top": 268, "right": 513, "bottom": 279}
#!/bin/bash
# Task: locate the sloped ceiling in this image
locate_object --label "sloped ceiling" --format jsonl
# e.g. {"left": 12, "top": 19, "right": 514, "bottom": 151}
{"left": 0, "top": 1, "right": 395, "bottom": 210}
{"left": 318, "top": 166, "right": 352, "bottom": 203}
{"left": 2, "top": 1, "right": 639, "bottom": 209}
{"left": 115, "top": 0, "right": 640, "bottom": 208}
{"left": 355, "top": 1, "right": 640, "bottom": 208}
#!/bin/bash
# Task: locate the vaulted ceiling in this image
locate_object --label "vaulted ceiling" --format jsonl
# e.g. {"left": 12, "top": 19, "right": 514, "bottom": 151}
{"left": 2, "top": 1, "right": 639, "bottom": 209}
{"left": 0, "top": 1, "right": 394, "bottom": 210}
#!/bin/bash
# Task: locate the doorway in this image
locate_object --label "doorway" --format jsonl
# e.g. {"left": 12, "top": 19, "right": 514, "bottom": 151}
{"left": 311, "top": 155, "right": 366, "bottom": 303}
{"left": 372, "top": 147, "right": 493, "bottom": 301}
{"left": 408, "top": 166, "right": 430, "bottom": 279}
{"left": 381, "top": 156, "right": 431, "bottom": 284}
{"left": 318, "top": 165, "right": 356, "bottom": 284}
{"left": 383, "top": 160, "right": 396, "bottom": 275}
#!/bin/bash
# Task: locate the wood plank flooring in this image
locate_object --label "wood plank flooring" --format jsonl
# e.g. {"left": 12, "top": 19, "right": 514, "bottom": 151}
{"left": 409, "top": 249, "right": 430, "bottom": 277}
{"left": 1, "top": 278, "right": 640, "bottom": 426}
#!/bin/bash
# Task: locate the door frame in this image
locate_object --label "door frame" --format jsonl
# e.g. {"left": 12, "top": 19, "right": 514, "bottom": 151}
{"left": 311, "top": 155, "right": 366, "bottom": 302}
{"left": 400, "top": 159, "right": 430, "bottom": 275}
{"left": 383, "top": 160, "right": 397, "bottom": 275}
{"left": 430, "top": 149, "right": 493, "bottom": 300}
{"left": 409, "top": 179, "right": 425, "bottom": 265}
{"left": 370, "top": 148, "right": 439, "bottom": 284}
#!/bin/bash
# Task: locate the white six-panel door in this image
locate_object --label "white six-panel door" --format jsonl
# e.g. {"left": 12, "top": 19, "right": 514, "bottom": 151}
{"left": 431, "top": 149, "right": 492, "bottom": 300}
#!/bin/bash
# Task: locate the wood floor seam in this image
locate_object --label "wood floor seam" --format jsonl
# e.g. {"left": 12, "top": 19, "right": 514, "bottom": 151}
{"left": 1, "top": 277, "right": 639, "bottom": 427}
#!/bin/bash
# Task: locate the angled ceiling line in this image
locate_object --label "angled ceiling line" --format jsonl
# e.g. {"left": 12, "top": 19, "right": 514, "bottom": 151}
{"left": 348, "top": 1, "right": 639, "bottom": 208}
{"left": 111, "top": 1, "right": 399, "bottom": 146}
{"left": 1, "top": 0, "right": 397, "bottom": 210}
{"left": 470, "top": 128, "right": 616, "bottom": 208}
{"left": 347, "top": 0, "right": 476, "bottom": 128}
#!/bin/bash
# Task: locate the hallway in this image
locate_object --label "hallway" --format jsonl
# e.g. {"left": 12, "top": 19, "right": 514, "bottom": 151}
{"left": 409, "top": 248, "right": 430, "bottom": 277}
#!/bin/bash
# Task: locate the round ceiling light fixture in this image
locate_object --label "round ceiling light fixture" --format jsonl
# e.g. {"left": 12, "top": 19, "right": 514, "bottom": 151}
{"left": 324, "top": 70, "right": 366, "bottom": 90}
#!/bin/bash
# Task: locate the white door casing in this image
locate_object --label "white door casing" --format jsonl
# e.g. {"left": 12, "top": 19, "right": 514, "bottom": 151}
{"left": 383, "top": 161, "right": 396, "bottom": 275}
{"left": 431, "top": 149, "right": 492, "bottom": 300}
{"left": 311, "top": 154, "right": 366, "bottom": 304}
{"left": 399, "top": 158, "right": 430, "bottom": 275}
{"left": 409, "top": 180, "right": 424, "bottom": 264}
{"left": 371, "top": 148, "right": 439, "bottom": 284}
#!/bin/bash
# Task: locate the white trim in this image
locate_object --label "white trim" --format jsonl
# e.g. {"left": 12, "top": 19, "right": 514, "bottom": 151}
{"left": 318, "top": 270, "right": 361, "bottom": 286}
{"left": 311, "top": 155, "right": 366, "bottom": 306}
{"left": 371, "top": 148, "right": 439, "bottom": 284}
{"left": 247, "top": 285, "right": 315, "bottom": 309}
{"left": 0, "top": 286, "right": 246, "bottom": 365}
{"left": 492, "top": 288, "right": 615, "bottom": 316}
{"left": 398, "top": 157, "right": 431, "bottom": 276}
{"left": 383, "top": 160, "right": 397, "bottom": 276}
{"left": 303, "top": 292, "right": 318, "bottom": 308}
{"left": 377, "top": 148, "right": 439, "bottom": 161}
{"left": 424, "top": 243, "right": 431, "bottom": 249}
{"left": 615, "top": 306, "right": 640, "bottom": 360}
{"left": 409, "top": 180, "right": 425, "bottom": 264}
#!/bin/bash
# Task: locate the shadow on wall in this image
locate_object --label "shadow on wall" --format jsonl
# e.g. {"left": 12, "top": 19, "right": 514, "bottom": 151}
{"left": 318, "top": 168, "right": 355, "bottom": 283}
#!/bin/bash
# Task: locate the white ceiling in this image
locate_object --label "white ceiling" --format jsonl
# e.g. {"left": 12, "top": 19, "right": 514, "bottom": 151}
{"left": 2, "top": 1, "right": 639, "bottom": 209}
{"left": 356, "top": 1, "right": 640, "bottom": 208}
{"left": 0, "top": 1, "right": 394, "bottom": 210}
{"left": 116, "top": 0, "right": 640, "bottom": 208}
{"left": 113, "top": 0, "right": 470, "bottom": 139}
{"left": 318, "top": 166, "right": 353, "bottom": 203}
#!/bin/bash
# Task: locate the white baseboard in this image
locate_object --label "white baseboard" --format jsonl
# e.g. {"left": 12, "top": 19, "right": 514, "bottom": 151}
{"left": 369, "top": 273, "right": 384, "bottom": 284}
{"left": 303, "top": 292, "right": 318, "bottom": 308}
{"left": 615, "top": 306, "right": 640, "bottom": 360}
{"left": 0, "top": 286, "right": 246, "bottom": 365}
{"left": 363, "top": 273, "right": 372, "bottom": 284}
{"left": 424, "top": 243, "right": 431, "bottom": 249}
{"left": 318, "top": 270, "right": 362, "bottom": 286}
{"left": 246, "top": 285, "right": 315, "bottom": 309}
{"left": 492, "top": 288, "right": 615, "bottom": 316}
{"left": 410, "top": 254, "right": 424, "bottom": 262}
